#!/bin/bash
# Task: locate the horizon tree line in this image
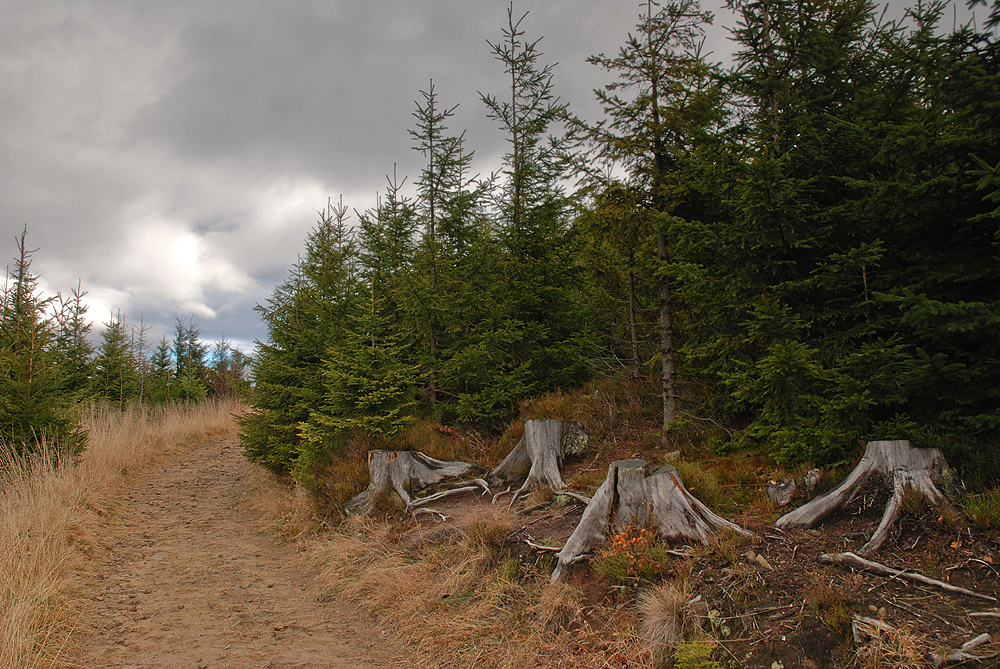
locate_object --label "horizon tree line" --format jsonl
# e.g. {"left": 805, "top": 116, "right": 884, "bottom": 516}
{"left": 0, "top": 228, "right": 251, "bottom": 455}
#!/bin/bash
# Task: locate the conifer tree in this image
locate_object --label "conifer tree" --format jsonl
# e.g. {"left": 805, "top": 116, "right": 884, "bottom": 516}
{"left": 464, "top": 3, "right": 592, "bottom": 429}
{"left": 147, "top": 336, "right": 174, "bottom": 403}
{"left": 92, "top": 312, "right": 139, "bottom": 408}
{"left": 239, "top": 198, "right": 360, "bottom": 475}
{"left": 408, "top": 81, "right": 476, "bottom": 409}
{"left": 298, "top": 278, "right": 418, "bottom": 471}
{"left": 53, "top": 281, "right": 94, "bottom": 399}
{"left": 0, "top": 230, "right": 84, "bottom": 453}
{"left": 578, "top": 0, "right": 723, "bottom": 446}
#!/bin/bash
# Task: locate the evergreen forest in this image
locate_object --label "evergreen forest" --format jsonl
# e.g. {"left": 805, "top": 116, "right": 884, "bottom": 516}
{"left": 251, "top": 0, "right": 997, "bottom": 489}
{"left": 0, "top": 228, "right": 250, "bottom": 455}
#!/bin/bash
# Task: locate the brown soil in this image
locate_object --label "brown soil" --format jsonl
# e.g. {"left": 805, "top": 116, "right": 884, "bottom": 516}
{"left": 73, "top": 436, "right": 404, "bottom": 669}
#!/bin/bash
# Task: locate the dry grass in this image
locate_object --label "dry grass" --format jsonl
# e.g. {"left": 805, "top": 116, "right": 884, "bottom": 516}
{"left": 306, "top": 511, "right": 661, "bottom": 669}
{"left": 847, "top": 618, "right": 931, "bottom": 669}
{"left": 0, "top": 399, "right": 239, "bottom": 669}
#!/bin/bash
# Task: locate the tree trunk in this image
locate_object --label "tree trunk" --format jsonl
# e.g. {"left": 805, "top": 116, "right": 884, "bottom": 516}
{"left": 346, "top": 450, "right": 485, "bottom": 517}
{"left": 628, "top": 253, "right": 641, "bottom": 380}
{"left": 775, "top": 440, "right": 954, "bottom": 555}
{"left": 490, "top": 419, "right": 585, "bottom": 498}
{"left": 658, "top": 229, "right": 676, "bottom": 449}
{"left": 552, "top": 459, "right": 750, "bottom": 582}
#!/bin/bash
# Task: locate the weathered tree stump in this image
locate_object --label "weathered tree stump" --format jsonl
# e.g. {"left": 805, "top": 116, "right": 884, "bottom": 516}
{"left": 491, "top": 419, "right": 586, "bottom": 500}
{"left": 551, "top": 459, "right": 750, "bottom": 582}
{"left": 775, "top": 440, "right": 954, "bottom": 555}
{"left": 346, "top": 450, "right": 485, "bottom": 517}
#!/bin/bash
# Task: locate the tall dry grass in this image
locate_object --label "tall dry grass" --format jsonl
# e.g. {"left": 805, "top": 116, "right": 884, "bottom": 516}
{"left": 0, "top": 399, "right": 239, "bottom": 669}
{"left": 307, "top": 514, "right": 653, "bottom": 669}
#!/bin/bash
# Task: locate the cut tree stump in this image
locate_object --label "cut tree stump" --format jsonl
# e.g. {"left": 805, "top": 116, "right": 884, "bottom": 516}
{"left": 551, "top": 459, "right": 751, "bottom": 582}
{"left": 490, "top": 419, "right": 586, "bottom": 501}
{"left": 346, "top": 450, "right": 486, "bottom": 517}
{"left": 775, "top": 440, "right": 954, "bottom": 555}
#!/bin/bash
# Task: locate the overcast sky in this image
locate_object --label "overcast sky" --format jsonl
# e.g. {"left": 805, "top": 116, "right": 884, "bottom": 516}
{"left": 0, "top": 0, "right": 978, "bottom": 354}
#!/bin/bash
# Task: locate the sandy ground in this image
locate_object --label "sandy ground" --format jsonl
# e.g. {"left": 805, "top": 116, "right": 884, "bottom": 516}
{"left": 73, "top": 436, "right": 404, "bottom": 669}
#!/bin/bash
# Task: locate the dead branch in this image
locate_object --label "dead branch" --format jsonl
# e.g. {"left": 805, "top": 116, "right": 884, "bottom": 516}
{"left": 524, "top": 538, "right": 562, "bottom": 552}
{"left": 932, "top": 633, "right": 995, "bottom": 666}
{"left": 852, "top": 614, "right": 897, "bottom": 644}
{"left": 411, "top": 508, "right": 449, "bottom": 521}
{"left": 819, "top": 552, "right": 997, "bottom": 602}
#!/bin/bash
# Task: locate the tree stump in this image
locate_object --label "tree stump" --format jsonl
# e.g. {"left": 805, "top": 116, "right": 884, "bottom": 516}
{"left": 491, "top": 419, "right": 585, "bottom": 499}
{"left": 346, "top": 450, "right": 485, "bottom": 517}
{"left": 551, "top": 459, "right": 750, "bottom": 582}
{"left": 775, "top": 440, "right": 954, "bottom": 555}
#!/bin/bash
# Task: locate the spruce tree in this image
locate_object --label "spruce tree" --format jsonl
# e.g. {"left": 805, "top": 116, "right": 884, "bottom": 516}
{"left": 239, "top": 198, "right": 361, "bottom": 475}
{"left": 407, "top": 81, "right": 477, "bottom": 410}
{"left": 53, "top": 281, "right": 95, "bottom": 399}
{"left": 91, "top": 312, "right": 139, "bottom": 408}
{"left": 0, "top": 230, "right": 84, "bottom": 453}
{"left": 465, "top": 3, "right": 592, "bottom": 429}
{"left": 578, "top": 0, "right": 724, "bottom": 447}
{"left": 298, "top": 278, "right": 418, "bottom": 472}
{"left": 147, "top": 336, "right": 174, "bottom": 403}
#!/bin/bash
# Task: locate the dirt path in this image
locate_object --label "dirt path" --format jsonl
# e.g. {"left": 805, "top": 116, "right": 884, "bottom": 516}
{"left": 74, "top": 436, "right": 404, "bottom": 669}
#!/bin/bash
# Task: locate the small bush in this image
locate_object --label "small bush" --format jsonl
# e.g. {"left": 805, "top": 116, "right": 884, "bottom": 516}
{"left": 674, "top": 640, "right": 722, "bottom": 669}
{"left": 593, "top": 524, "right": 673, "bottom": 584}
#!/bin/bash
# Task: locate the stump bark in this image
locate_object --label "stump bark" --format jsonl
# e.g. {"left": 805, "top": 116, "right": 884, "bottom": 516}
{"left": 346, "top": 450, "right": 485, "bottom": 517}
{"left": 775, "top": 440, "right": 954, "bottom": 555}
{"left": 491, "top": 419, "right": 585, "bottom": 499}
{"left": 551, "top": 459, "right": 750, "bottom": 582}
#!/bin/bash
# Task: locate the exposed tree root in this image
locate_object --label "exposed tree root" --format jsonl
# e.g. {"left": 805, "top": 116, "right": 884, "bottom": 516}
{"left": 552, "top": 459, "right": 750, "bottom": 582}
{"left": 776, "top": 440, "right": 955, "bottom": 555}
{"left": 346, "top": 450, "right": 485, "bottom": 516}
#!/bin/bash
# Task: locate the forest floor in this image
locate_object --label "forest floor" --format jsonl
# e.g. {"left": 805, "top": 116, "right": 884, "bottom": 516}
{"left": 72, "top": 435, "right": 405, "bottom": 669}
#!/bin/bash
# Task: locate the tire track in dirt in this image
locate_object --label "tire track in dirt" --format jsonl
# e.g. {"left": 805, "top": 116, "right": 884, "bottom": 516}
{"left": 75, "top": 436, "right": 403, "bottom": 669}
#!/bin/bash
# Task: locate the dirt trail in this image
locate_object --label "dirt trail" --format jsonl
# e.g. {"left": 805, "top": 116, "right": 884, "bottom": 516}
{"left": 74, "top": 436, "right": 404, "bottom": 669}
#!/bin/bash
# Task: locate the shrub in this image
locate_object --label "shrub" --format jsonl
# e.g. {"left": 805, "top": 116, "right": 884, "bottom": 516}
{"left": 593, "top": 523, "right": 673, "bottom": 584}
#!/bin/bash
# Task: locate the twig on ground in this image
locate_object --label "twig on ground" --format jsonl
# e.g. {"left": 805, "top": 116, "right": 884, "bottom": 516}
{"left": 820, "top": 552, "right": 997, "bottom": 603}
{"left": 932, "top": 632, "right": 995, "bottom": 667}
{"left": 523, "top": 538, "right": 562, "bottom": 552}
{"left": 410, "top": 508, "right": 448, "bottom": 521}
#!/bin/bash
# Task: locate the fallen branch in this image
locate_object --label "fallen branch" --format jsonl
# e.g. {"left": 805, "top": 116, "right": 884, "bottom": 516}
{"left": 555, "top": 490, "right": 592, "bottom": 506}
{"left": 524, "top": 538, "right": 562, "bottom": 552}
{"left": 932, "top": 632, "right": 995, "bottom": 667}
{"left": 407, "top": 484, "right": 485, "bottom": 510}
{"left": 819, "top": 552, "right": 997, "bottom": 602}
{"left": 411, "top": 508, "right": 449, "bottom": 521}
{"left": 852, "top": 614, "right": 897, "bottom": 644}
